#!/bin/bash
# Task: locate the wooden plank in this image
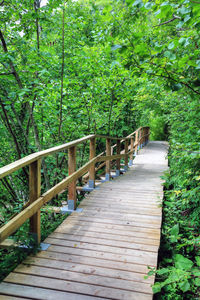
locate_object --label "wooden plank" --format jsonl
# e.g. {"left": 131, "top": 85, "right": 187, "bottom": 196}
{"left": 79, "top": 203, "right": 162, "bottom": 216}
{"left": 48, "top": 232, "right": 158, "bottom": 252}
{"left": 0, "top": 295, "right": 29, "bottom": 300}
{"left": 82, "top": 198, "right": 162, "bottom": 207}
{"left": 45, "top": 237, "right": 158, "bottom": 258}
{"left": 45, "top": 244, "right": 158, "bottom": 266}
{"left": 51, "top": 230, "right": 160, "bottom": 246}
{"left": 55, "top": 222, "right": 160, "bottom": 240}
{"left": 57, "top": 218, "right": 161, "bottom": 237}
{"left": 71, "top": 210, "right": 162, "bottom": 222}
{"left": 14, "top": 264, "right": 153, "bottom": 294}
{"left": 0, "top": 282, "right": 102, "bottom": 300}
{"left": 67, "top": 215, "right": 161, "bottom": 229}
{"left": 24, "top": 256, "right": 154, "bottom": 284}
{"left": 36, "top": 251, "right": 152, "bottom": 274}
{"left": 4, "top": 273, "right": 152, "bottom": 300}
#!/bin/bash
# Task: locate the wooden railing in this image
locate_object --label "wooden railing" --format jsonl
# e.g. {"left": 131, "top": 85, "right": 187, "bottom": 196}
{"left": 0, "top": 127, "right": 150, "bottom": 245}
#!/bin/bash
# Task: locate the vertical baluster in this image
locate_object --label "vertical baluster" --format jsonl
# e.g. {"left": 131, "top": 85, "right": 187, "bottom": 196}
{"left": 141, "top": 128, "right": 144, "bottom": 147}
{"left": 89, "top": 137, "right": 96, "bottom": 189}
{"left": 138, "top": 128, "right": 141, "bottom": 149}
{"left": 145, "top": 127, "right": 148, "bottom": 145}
{"left": 148, "top": 127, "right": 150, "bottom": 143}
{"left": 105, "top": 138, "right": 111, "bottom": 181}
{"left": 116, "top": 139, "right": 121, "bottom": 176}
{"left": 68, "top": 146, "right": 76, "bottom": 210}
{"left": 135, "top": 130, "right": 138, "bottom": 155}
{"left": 129, "top": 137, "right": 134, "bottom": 166}
{"left": 124, "top": 139, "right": 129, "bottom": 171}
{"left": 29, "top": 159, "right": 41, "bottom": 245}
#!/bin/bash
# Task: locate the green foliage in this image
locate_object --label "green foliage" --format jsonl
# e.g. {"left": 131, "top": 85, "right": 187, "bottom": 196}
{"left": 0, "top": 1, "right": 199, "bottom": 297}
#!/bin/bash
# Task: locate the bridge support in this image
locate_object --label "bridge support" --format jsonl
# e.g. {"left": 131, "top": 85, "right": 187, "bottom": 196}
{"left": 115, "top": 140, "right": 121, "bottom": 176}
{"left": 68, "top": 146, "right": 77, "bottom": 211}
{"left": 105, "top": 138, "right": 111, "bottom": 180}
{"left": 29, "top": 159, "right": 41, "bottom": 245}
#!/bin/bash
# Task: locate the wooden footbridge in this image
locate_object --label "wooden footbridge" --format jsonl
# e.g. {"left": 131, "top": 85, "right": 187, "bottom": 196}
{"left": 0, "top": 127, "right": 168, "bottom": 299}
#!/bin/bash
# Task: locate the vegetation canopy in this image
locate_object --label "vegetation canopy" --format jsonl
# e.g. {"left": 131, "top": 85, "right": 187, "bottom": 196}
{"left": 0, "top": 0, "right": 199, "bottom": 298}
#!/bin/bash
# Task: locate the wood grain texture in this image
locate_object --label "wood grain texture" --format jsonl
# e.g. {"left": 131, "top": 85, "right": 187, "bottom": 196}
{"left": 0, "top": 141, "right": 168, "bottom": 300}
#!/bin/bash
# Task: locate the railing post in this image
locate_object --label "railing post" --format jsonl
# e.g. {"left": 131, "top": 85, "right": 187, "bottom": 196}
{"left": 116, "top": 140, "right": 121, "bottom": 176}
{"left": 68, "top": 146, "right": 76, "bottom": 210}
{"left": 147, "top": 127, "right": 150, "bottom": 143}
{"left": 105, "top": 138, "right": 111, "bottom": 181}
{"left": 124, "top": 139, "right": 129, "bottom": 172}
{"left": 135, "top": 130, "right": 138, "bottom": 155}
{"left": 29, "top": 159, "right": 41, "bottom": 245}
{"left": 129, "top": 137, "right": 134, "bottom": 166}
{"left": 138, "top": 128, "right": 141, "bottom": 149}
{"left": 89, "top": 137, "right": 96, "bottom": 189}
{"left": 145, "top": 127, "right": 148, "bottom": 145}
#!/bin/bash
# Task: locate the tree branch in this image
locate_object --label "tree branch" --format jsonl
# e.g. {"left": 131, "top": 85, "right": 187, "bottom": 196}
{"left": 151, "top": 73, "right": 200, "bottom": 95}
{"left": 0, "top": 72, "right": 14, "bottom": 76}
{"left": 154, "top": 15, "right": 181, "bottom": 27}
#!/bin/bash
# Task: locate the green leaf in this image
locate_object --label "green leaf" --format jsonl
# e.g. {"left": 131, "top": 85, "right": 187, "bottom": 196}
{"left": 194, "top": 278, "right": 200, "bottom": 287}
{"left": 164, "top": 51, "right": 176, "bottom": 60}
{"left": 174, "top": 254, "right": 193, "bottom": 270}
{"left": 179, "top": 280, "right": 190, "bottom": 292}
{"left": 192, "top": 268, "right": 200, "bottom": 276}
{"left": 178, "top": 6, "right": 191, "bottom": 15}
{"left": 111, "top": 45, "right": 122, "bottom": 51}
{"left": 152, "top": 283, "right": 161, "bottom": 294}
{"left": 157, "top": 268, "right": 170, "bottom": 275}
{"left": 168, "top": 42, "right": 175, "bottom": 50}
{"left": 195, "top": 256, "right": 200, "bottom": 266}
{"left": 196, "top": 60, "right": 200, "bottom": 70}
{"left": 170, "top": 224, "right": 179, "bottom": 236}
{"left": 132, "top": 0, "right": 143, "bottom": 7}
{"left": 184, "top": 15, "right": 191, "bottom": 23}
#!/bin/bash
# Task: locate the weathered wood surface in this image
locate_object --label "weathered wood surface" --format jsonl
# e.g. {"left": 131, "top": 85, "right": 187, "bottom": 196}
{"left": 0, "top": 141, "right": 168, "bottom": 300}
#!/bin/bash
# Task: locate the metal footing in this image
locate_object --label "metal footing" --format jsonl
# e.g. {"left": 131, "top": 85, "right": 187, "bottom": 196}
{"left": 105, "top": 173, "right": 111, "bottom": 181}
{"left": 18, "top": 241, "right": 50, "bottom": 250}
{"left": 60, "top": 204, "right": 83, "bottom": 214}
{"left": 68, "top": 199, "right": 75, "bottom": 211}
{"left": 89, "top": 179, "right": 95, "bottom": 189}
{"left": 101, "top": 173, "right": 111, "bottom": 182}
{"left": 81, "top": 181, "right": 100, "bottom": 192}
{"left": 40, "top": 243, "right": 51, "bottom": 251}
{"left": 124, "top": 165, "right": 128, "bottom": 172}
{"left": 128, "top": 160, "right": 133, "bottom": 166}
{"left": 115, "top": 169, "right": 120, "bottom": 176}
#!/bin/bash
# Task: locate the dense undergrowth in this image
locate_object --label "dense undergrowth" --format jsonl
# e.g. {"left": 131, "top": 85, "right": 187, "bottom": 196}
{"left": 152, "top": 95, "right": 200, "bottom": 299}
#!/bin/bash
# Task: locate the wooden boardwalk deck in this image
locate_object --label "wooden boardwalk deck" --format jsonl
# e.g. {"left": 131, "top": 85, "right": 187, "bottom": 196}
{"left": 0, "top": 141, "right": 168, "bottom": 300}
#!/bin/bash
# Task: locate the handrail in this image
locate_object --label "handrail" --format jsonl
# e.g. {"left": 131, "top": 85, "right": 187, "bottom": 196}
{"left": 0, "top": 126, "right": 150, "bottom": 245}
{"left": 0, "top": 134, "right": 95, "bottom": 180}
